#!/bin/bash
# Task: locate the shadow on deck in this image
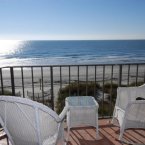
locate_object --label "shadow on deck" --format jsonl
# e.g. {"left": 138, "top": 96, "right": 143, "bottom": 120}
{"left": 65, "top": 119, "right": 145, "bottom": 145}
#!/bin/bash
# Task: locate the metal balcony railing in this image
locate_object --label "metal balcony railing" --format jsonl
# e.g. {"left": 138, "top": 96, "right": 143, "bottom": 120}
{"left": 0, "top": 63, "right": 145, "bottom": 117}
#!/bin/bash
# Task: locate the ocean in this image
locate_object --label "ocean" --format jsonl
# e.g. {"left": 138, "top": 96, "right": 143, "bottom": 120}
{"left": 0, "top": 40, "right": 145, "bottom": 67}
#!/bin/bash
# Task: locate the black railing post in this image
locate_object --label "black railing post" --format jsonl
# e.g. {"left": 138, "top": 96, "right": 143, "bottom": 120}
{"left": 41, "top": 67, "right": 44, "bottom": 104}
{"left": 127, "top": 64, "right": 130, "bottom": 86}
{"left": 69, "top": 66, "right": 71, "bottom": 96}
{"left": 86, "top": 66, "right": 88, "bottom": 96}
{"left": 77, "top": 65, "right": 79, "bottom": 96}
{"left": 50, "top": 66, "right": 54, "bottom": 110}
{"left": 144, "top": 65, "right": 145, "bottom": 83}
{"left": 109, "top": 65, "right": 113, "bottom": 117}
{"left": 118, "top": 64, "right": 122, "bottom": 87}
{"left": 0, "top": 68, "right": 4, "bottom": 94}
{"left": 21, "top": 67, "right": 25, "bottom": 98}
{"left": 136, "top": 64, "right": 139, "bottom": 86}
{"left": 58, "top": 66, "right": 62, "bottom": 103}
{"left": 102, "top": 65, "right": 105, "bottom": 117}
{"left": 60, "top": 66, "right": 62, "bottom": 91}
{"left": 10, "top": 67, "right": 15, "bottom": 96}
{"left": 31, "top": 67, "right": 34, "bottom": 100}
{"left": 94, "top": 65, "right": 97, "bottom": 97}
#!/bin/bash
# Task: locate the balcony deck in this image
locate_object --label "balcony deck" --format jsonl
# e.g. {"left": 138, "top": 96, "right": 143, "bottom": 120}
{"left": 65, "top": 119, "right": 145, "bottom": 145}
{"left": 0, "top": 119, "right": 145, "bottom": 145}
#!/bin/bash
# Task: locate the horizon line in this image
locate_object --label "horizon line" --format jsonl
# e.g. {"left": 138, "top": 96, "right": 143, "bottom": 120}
{"left": 0, "top": 34, "right": 145, "bottom": 41}
{"left": 0, "top": 39, "right": 145, "bottom": 41}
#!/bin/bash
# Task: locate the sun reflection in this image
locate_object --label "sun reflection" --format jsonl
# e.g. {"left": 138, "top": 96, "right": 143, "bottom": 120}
{"left": 0, "top": 40, "right": 22, "bottom": 56}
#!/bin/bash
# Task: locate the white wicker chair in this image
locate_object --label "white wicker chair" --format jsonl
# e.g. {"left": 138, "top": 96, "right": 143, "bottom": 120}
{"left": 0, "top": 96, "right": 68, "bottom": 145}
{"left": 65, "top": 96, "right": 99, "bottom": 140}
{"left": 112, "top": 85, "right": 145, "bottom": 140}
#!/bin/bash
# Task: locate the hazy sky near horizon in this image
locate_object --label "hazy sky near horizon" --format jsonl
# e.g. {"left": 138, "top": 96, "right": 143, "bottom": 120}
{"left": 0, "top": 0, "right": 145, "bottom": 40}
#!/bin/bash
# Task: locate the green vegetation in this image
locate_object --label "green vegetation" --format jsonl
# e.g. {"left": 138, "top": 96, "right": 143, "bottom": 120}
{"left": 56, "top": 81, "right": 145, "bottom": 116}
{"left": 56, "top": 82, "right": 101, "bottom": 113}
{"left": 0, "top": 90, "right": 14, "bottom": 96}
{"left": 129, "top": 81, "right": 144, "bottom": 87}
{"left": 56, "top": 82, "right": 118, "bottom": 115}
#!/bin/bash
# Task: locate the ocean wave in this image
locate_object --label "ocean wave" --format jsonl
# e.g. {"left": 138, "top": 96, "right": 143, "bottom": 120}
{"left": 0, "top": 40, "right": 145, "bottom": 67}
{"left": 1, "top": 55, "right": 145, "bottom": 67}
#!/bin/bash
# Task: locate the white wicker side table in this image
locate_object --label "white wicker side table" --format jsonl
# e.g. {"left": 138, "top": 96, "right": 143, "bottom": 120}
{"left": 65, "top": 96, "right": 99, "bottom": 140}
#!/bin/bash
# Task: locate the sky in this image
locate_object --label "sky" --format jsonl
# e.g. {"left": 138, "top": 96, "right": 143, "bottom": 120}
{"left": 0, "top": 0, "right": 145, "bottom": 40}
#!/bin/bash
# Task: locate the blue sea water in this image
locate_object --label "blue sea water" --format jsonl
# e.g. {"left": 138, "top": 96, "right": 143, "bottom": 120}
{"left": 0, "top": 40, "right": 145, "bottom": 67}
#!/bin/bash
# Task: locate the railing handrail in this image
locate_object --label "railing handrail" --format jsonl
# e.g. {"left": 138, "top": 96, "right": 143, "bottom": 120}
{"left": 1, "top": 62, "right": 145, "bottom": 69}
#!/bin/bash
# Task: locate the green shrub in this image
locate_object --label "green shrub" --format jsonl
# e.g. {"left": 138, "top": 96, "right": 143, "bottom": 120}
{"left": 56, "top": 82, "right": 118, "bottom": 114}
{"left": 56, "top": 81, "right": 145, "bottom": 116}
{"left": 129, "top": 81, "right": 144, "bottom": 87}
{"left": 56, "top": 82, "right": 101, "bottom": 113}
{"left": 0, "top": 90, "right": 21, "bottom": 96}
{"left": 0, "top": 90, "right": 13, "bottom": 95}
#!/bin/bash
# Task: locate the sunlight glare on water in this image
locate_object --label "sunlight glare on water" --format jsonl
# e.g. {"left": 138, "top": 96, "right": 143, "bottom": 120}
{"left": 0, "top": 40, "right": 22, "bottom": 56}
